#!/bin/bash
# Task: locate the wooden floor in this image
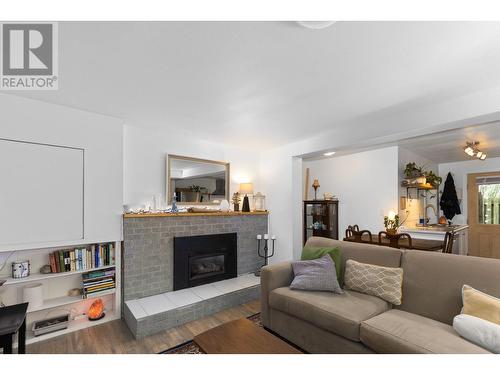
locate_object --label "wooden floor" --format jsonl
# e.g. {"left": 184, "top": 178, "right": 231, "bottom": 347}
{"left": 27, "top": 300, "right": 261, "bottom": 354}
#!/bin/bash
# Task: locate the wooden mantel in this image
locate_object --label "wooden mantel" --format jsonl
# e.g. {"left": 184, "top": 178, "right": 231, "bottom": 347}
{"left": 123, "top": 211, "right": 269, "bottom": 218}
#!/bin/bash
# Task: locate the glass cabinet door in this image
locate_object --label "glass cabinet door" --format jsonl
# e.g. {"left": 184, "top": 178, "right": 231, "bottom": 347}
{"left": 304, "top": 201, "right": 338, "bottom": 244}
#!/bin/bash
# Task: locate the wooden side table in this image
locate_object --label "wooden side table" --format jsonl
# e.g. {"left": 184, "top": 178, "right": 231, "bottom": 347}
{"left": 0, "top": 302, "right": 28, "bottom": 354}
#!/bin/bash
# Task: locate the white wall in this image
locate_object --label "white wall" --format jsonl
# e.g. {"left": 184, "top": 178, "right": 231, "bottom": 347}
{"left": 303, "top": 147, "right": 399, "bottom": 241}
{"left": 123, "top": 125, "right": 262, "bottom": 209}
{"left": 438, "top": 157, "right": 500, "bottom": 224}
{"left": 0, "top": 94, "right": 124, "bottom": 251}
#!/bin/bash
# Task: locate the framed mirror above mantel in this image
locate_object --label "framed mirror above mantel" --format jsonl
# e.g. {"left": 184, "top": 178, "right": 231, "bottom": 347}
{"left": 166, "top": 154, "right": 230, "bottom": 205}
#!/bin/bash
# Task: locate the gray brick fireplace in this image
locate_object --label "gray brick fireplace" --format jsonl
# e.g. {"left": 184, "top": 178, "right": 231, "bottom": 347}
{"left": 122, "top": 213, "right": 268, "bottom": 302}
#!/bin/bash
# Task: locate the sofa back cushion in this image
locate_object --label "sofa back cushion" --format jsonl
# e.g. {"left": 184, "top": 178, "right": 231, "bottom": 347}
{"left": 304, "top": 237, "right": 402, "bottom": 284}
{"left": 398, "top": 250, "right": 500, "bottom": 325}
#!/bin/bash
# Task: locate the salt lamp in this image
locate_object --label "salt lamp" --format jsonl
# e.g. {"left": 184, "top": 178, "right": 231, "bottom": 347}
{"left": 87, "top": 298, "right": 105, "bottom": 321}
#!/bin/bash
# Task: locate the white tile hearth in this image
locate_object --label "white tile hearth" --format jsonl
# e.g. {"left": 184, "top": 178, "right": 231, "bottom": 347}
{"left": 138, "top": 294, "right": 176, "bottom": 316}
{"left": 163, "top": 288, "right": 202, "bottom": 308}
{"left": 125, "top": 300, "right": 148, "bottom": 319}
{"left": 190, "top": 283, "right": 225, "bottom": 300}
{"left": 124, "top": 273, "right": 261, "bottom": 338}
{"left": 125, "top": 274, "right": 260, "bottom": 319}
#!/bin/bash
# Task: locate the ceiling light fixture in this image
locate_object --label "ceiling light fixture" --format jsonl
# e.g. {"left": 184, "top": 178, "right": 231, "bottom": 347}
{"left": 323, "top": 151, "right": 336, "bottom": 156}
{"left": 463, "top": 141, "right": 487, "bottom": 161}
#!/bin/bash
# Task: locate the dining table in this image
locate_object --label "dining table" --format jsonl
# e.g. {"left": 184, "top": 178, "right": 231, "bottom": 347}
{"left": 343, "top": 233, "right": 443, "bottom": 251}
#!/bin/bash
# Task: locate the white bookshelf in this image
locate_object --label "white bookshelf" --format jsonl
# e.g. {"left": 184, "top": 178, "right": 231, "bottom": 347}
{"left": 4, "top": 265, "right": 116, "bottom": 286}
{"left": 0, "top": 241, "right": 122, "bottom": 345}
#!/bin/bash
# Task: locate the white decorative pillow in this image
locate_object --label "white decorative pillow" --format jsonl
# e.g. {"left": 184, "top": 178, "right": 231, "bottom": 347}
{"left": 453, "top": 314, "right": 500, "bottom": 353}
{"left": 344, "top": 259, "right": 403, "bottom": 305}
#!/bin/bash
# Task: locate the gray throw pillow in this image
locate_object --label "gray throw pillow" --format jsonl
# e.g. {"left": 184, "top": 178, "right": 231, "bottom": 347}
{"left": 290, "top": 255, "right": 343, "bottom": 293}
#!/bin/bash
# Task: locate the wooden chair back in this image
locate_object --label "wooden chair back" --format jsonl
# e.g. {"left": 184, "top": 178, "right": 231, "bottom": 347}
{"left": 442, "top": 232, "right": 454, "bottom": 254}
{"left": 378, "top": 231, "right": 413, "bottom": 249}
{"left": 346, "top": 225, "right": 372, "bottom": 244}
{"left": 345, "top": 225, "right": 359, "bottom": 238}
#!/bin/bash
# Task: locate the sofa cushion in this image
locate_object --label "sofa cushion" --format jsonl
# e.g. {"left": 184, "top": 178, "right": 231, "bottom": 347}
{"left": 462, "top": 284, "right": 500, "bottom": 325}
{"left": 399, "top": 250, "right": 500, "bottom": 325}
{"left": 360, "top": 309, "right": 490, "bottom": 353}
{"left": 344, "top": 259, "right": 403, "bottom": 305}
{"left": 304, "top": 237, "right": 402, "bottom": 285}
{"left": 301, "top": 246, "right": 342, "bottom": 283}
{"left": 269, "top": 287, "right": 390, "bottom": 341}
{"left": 291, "top": 255, "right": 343, "bottom": 293}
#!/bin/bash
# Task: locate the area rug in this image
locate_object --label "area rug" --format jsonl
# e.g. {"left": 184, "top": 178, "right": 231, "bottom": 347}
{"left": 160, "top": 313, "right": 263, "bottom": 354}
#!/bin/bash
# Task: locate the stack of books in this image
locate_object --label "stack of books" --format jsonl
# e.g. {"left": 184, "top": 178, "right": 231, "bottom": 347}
{"left": 49, "top": 243, "right": 115, "bottom": 273}
{"left": 82, "top": 268, "right": 116, "bottom": 298}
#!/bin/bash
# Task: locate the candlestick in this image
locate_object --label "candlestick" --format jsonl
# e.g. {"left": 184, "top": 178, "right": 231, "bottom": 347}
{"left": 264, "top": 234, "right": 269, "bottom": 240}
{"left": 257, "top": 234, "right": 262, "bottom": 240}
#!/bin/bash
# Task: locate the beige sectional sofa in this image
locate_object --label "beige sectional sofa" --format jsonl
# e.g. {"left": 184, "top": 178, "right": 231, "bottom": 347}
{"left": 261, "top": 237, "right": 500, "bottom": 353}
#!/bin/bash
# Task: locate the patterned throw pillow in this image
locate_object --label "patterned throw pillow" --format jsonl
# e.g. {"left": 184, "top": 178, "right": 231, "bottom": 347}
{"left": 290, "top": 255, "right": 343, "bottom": 294}
{"left": 344, "top": 259, "right": 403, "bottom": 305}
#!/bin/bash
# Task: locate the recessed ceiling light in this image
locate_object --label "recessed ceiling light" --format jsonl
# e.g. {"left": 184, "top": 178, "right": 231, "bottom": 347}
{"left": 296, "top": 21, "right": 337, "bottom": 30}
{"left": 323, "top": 151, "right": 336, "bottom": 156}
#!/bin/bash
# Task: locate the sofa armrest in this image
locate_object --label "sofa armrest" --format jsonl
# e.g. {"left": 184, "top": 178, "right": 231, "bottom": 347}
{"left": 260, "top": 262, "right": 293, "bottom": 327}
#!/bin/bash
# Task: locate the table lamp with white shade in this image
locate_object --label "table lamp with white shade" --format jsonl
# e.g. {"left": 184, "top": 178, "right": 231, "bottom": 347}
{"left": 239, "top": 183, "right": 253, "bottom": 212}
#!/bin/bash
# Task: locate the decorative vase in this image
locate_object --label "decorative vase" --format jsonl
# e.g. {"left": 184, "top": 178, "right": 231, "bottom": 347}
{"left": 233, "top": 203, "right": 239, "bottom": 212}
{"left": 386, "top": 228, "right": 397, "bottom": 235}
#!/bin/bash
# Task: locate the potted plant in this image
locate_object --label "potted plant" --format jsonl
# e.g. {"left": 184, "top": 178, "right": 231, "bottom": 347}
{"left": 232, "top": 192, "right": 241, "bottom": 211}
{"left": 424, "top": 170, "right": 442, "bottom": 188}
{"left": 403, "top": 162, "right": 426, "bottom": 185}
{"left": 384, "top": 211, "right": 407, "bottom": 235}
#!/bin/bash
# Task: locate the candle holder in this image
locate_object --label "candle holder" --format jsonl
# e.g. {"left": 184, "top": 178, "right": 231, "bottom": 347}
{"left": 254, "top": 235, "right": 275, "bottom": 276}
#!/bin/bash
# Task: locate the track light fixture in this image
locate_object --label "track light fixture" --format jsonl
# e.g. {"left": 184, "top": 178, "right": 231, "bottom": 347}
{"left": 463, "top": 141, "right": 486, "bottom": 160}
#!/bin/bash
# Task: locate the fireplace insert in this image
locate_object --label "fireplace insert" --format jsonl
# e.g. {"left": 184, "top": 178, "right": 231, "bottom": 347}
{"left": 173, "top": 233, "right": 237, "bottom": 290}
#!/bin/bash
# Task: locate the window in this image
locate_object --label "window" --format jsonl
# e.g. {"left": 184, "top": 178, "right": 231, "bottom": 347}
{"left": 478, "top": 183, "right": 500, "bottom": 224}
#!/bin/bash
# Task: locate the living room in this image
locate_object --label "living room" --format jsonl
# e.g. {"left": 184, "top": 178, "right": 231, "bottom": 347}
{"left": 2, "top": 1, "right": 500, "bottom": 373}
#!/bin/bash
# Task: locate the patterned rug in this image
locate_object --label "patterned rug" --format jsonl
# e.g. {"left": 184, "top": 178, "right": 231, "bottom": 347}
{"left": 160, "top": 313, "right": 263, "bottom": 354}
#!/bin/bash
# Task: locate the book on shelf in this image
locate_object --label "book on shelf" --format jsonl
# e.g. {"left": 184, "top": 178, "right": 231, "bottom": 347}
{"left": 48, "top": 243, "right": 115, "bottom": 274}
{"left": 82, "top": 268, "right": 116, "bottom": 298}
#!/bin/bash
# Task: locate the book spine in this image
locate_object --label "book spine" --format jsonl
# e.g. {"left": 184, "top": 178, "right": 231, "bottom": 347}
{"left": 104, "top": 243, "right": 109, "bottom": 266}
{"left": 64, "top": 251, "right": 70, "bottom": 272}
{"left": 49, "top": 253, "right": 56, "bottom": 273}
{"left": 91, "top": 245, "right": 95, "bottom": 268}
{"left": 58, "top": 250, "right": 64, "bottom": 273}
{"left": 54, "top": 252, "right": 60, "bottom": 273}
{"left": 70, "top": 251, "right": 75, "bottom": 271}
{"left": 110, "top": 243, "right": 115, "bottom": 265}
{"left": 79, "top": 249, "right": 83, "bottom": 271}
{"left": 84, "top": 288, "right": 115, "bottom": 299}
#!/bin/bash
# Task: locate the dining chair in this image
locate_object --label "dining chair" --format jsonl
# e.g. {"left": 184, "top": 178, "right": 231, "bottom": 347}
{"left": 378, "top": 231, "right": 413, "bottom": 249}
{"left": 346, "top": 225, "right": 373, "bottom": 244}
{"left": 442, "top": 232, "right": 454, "bottom": 254}
{"left": 345, "top": 225, "right": 360, "bottom": 239}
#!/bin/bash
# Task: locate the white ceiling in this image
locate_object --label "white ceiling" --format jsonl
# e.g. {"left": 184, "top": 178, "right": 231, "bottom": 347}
{"left": 12, "top": 21, "right": 500, "bottom": 149}
{"left": 398, "top": 122, "right": 500, "bottom": 164}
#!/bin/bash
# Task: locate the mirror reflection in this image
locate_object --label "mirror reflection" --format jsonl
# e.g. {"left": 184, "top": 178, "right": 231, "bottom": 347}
{"left": 168, "top": 155, "right": 229, "bottom": 204}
